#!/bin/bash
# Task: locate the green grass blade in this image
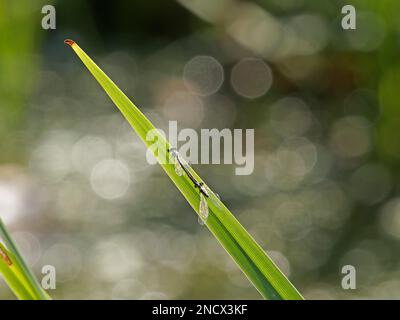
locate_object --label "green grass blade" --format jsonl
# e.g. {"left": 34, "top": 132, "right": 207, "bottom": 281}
{"left": 65, "top": 39, "right": 303, "bottom": 300}
{"left": 0, "top": 219, "right": 50, "bottom": 300}
{"left": 0, "top": 242, "right": 33, "bottom": 299}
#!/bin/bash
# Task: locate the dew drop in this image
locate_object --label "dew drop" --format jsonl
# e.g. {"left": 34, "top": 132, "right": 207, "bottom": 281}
{"left": 199, "top": 193, "right": 209, "bottom": 223}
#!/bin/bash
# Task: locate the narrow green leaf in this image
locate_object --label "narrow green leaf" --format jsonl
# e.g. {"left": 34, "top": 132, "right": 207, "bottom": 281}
{"left": 0, "top": 242, "right": 33, "bottom": 300}
{"left": 65, "top": 39, "right": 304, "bottom": 300}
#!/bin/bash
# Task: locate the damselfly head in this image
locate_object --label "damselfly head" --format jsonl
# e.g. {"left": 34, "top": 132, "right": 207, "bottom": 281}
{"left": 168, "top": 147, "right": 179, "bottom": 158}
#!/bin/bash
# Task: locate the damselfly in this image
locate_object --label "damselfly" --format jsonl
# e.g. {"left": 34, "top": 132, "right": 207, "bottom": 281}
{"left": 168, "top": 148, "right": 209, "bottom": 198}
{"left": 169, "top": 148, "right": 209, "bottom": 222}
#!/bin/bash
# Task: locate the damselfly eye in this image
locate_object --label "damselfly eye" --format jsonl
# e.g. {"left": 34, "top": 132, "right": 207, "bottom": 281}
{"left": 168, "top": 147, "right": 178, "bottom": 157}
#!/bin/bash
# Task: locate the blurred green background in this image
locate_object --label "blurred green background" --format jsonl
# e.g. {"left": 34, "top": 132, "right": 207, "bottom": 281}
{"left": 1, "top": 0, "right": 400, "bottom": 299}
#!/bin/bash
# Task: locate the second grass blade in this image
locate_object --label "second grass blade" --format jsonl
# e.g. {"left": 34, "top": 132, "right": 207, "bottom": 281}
{"left": 0, "top": 219, "right": 50, "bottom": 300}
{"left": 65, "top": 39, "right": 303, "bottom": 300}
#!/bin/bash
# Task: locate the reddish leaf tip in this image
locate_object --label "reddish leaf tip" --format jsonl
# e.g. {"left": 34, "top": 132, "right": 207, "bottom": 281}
{"left": 64, "top": 39, "right": 75, "bottom": 46}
